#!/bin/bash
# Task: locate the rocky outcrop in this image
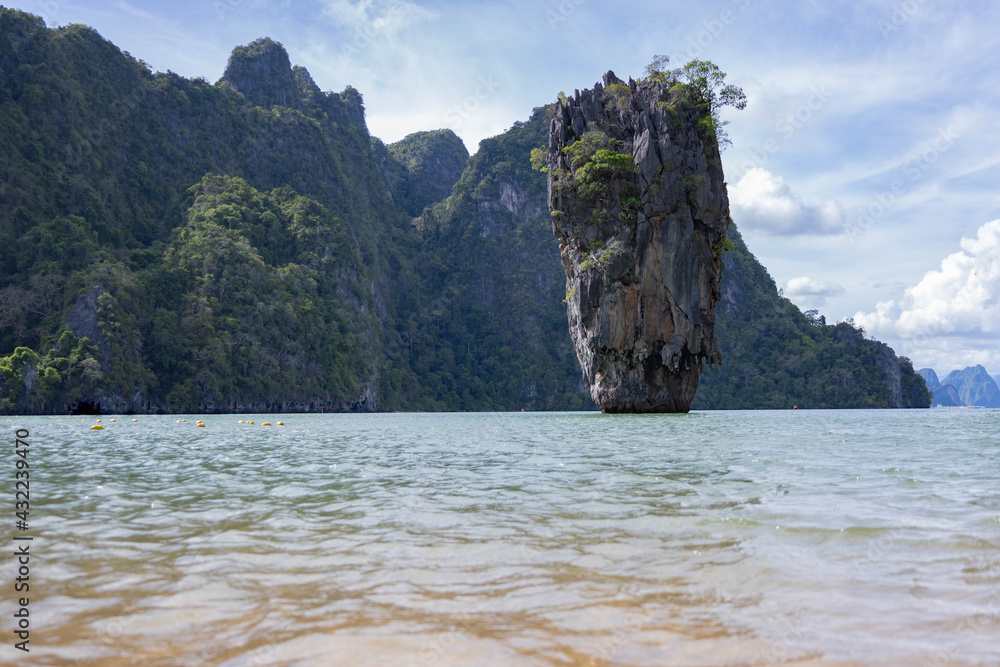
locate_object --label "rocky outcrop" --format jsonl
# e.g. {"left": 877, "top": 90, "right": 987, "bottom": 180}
{"left": 220, "top": 38, "right": 301, "bottom": 109}
{"left": 219, "top": 38, "right": 366, "bottom": 128}
{"left": 546, "top": 72, "right": 730, "bottom": 412}
{"left": 66, "top": 286, "right": 110, "bottom": 371}
{"left": 872, "top": 341, "right": 904, "bottom": 407}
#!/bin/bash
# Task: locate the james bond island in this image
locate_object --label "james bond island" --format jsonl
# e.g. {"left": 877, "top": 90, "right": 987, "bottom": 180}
{"left": 544, "top": 60, "right": 745, "bottom": 413}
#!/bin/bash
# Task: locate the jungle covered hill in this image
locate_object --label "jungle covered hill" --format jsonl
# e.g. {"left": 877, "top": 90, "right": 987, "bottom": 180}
{"left": 0, "top": 9, "right": 929, "bottom": 413}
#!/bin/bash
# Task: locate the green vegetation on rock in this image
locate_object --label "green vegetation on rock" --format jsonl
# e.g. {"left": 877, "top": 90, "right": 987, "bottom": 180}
{"left": 0, "top": 10, "right": 929, "bottom": 413}
{"left": 643, "top": 55, "right": 747, "bottom": 149}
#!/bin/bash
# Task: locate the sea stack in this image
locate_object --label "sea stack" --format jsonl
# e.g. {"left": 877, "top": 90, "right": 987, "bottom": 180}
{"left": 546, "top": 70, "right": 732, "bottom": 413}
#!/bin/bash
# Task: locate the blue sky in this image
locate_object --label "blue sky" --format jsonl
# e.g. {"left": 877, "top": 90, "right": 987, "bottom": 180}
{"left": 11, "top": 0, "right": 1000, "bottom": 375}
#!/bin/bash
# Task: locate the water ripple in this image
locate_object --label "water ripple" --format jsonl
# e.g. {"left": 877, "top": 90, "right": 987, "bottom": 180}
{"left": 3, "top": 410, "right": 998, "bottom": 666}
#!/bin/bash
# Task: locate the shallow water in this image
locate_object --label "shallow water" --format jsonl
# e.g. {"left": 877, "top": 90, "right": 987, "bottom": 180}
{"left": 3, "top": 409, "right": 999, "bottom": 666}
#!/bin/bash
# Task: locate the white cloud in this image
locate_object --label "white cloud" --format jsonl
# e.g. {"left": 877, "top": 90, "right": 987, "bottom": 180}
{"left": 322, "top": 0, "right": 436, "bottom": 37}
{"left": 783, "top": 276, "right": 844, "bottom": 308}
{"left": 855, "top": 219, "right": 1000, "bottom": 372}
{"left": 730, "top": 168, "right": 844, "bottom": 236}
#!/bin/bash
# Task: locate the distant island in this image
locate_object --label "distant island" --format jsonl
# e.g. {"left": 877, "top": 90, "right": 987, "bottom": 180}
{"left": 918, "top": 366, "right": 1000, "bottom": 407}
{"left": 0, "top": 9, "right": 930, "bottom": 414}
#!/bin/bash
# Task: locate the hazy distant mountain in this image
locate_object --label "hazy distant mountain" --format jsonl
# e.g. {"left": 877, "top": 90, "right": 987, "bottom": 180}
{"left": 917, "top": 368, "right": 941, "bottom": 392}
{"left": 919, "top": 368, "right": 963, "bottom": 406}
{"left": 940, "top": 365, "right": 1000, "bottom": 408}
{"left": 932, "top": 384, "right": 962, "bottom": 407}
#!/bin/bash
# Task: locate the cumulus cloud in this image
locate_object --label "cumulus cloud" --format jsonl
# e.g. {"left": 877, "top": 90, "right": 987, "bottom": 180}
{"left": 783, "top": 276, "right": 844, "bottom": 307}
{"left": 730, "top": 168, "right": 844, "bottom": 236}
{"left": 855, "top": 219, "right": 1000, "bottom": 371}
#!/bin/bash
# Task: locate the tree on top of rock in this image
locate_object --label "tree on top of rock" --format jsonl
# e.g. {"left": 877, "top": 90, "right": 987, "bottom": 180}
{"left": 644, "top": 56, "right": 747, "bottom": 149}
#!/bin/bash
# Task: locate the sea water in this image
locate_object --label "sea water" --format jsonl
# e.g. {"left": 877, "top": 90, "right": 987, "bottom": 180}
{"left": 3, "top": 410, "right": 998, "bottom": 666}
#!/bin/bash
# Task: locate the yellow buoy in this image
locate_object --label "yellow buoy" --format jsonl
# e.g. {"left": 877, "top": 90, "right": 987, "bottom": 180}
{"left": 90, "top": 424, "right": 104, "bottom": 430}
{"left": 197, "top": 423, "right": 206, "bottom": 427}
{"left": 177, "top": 419, "right": 187, "bottom": 423}
{"left": 262, "top": 422, "right": 272, "bottom": 426}
{"left": 96, "top": 419, "right": 102, "bottom": 422}
{"left": 276, "top": 421, "right": 284, "bottom": 426}
{"left": 57, "top": 419, "right": 63, "bottom": 421}
{"left": 248, "top": 420, "right": 255, "bottom": 424}
{"left": 238, "top": 420, "right": 245, "bottom": 424}
{"left": 110, "top": 419, "right": 116, "bottom": 422}
{"left": 131, "top": 419, "right": 138, "bottom": 422}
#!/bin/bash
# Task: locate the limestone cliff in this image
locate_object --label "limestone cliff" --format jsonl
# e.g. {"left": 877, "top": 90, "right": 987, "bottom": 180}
{"left": 220, "top": 38, "right": 301, "bottom": 110}
{"left": 219, "top": 37, "right": 366, "bottom": 126}
{"left": 546, "top": 72, "right": 731, "bottom": 412}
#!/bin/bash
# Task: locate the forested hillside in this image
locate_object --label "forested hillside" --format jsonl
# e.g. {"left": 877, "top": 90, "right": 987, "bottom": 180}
{"left": 391, "top": 108, "right": 594, "bottom": 410}
{"left": 0, "top": 9, "right": 929, "bottom": 413}
{"left": 692, "top": 227, "right": 928, "bottom": 409}
{"left": 0, "top": 10, "right": 407, "bottom": 412}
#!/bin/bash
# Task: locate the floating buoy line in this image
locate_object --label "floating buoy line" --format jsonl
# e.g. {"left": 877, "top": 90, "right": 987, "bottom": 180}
{"left": 79, "top": 417, "right": 287, "bottom": 429}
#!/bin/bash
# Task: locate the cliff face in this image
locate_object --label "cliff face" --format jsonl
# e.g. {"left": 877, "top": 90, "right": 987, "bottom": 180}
{"left": 220, "top": 38, "right": 301, "bottom": 110}
{"left": 871, "top": 341, "right": 903, "bottom": 407}
{"left": 546, "top": 72, "right": 730, "bottom": 412}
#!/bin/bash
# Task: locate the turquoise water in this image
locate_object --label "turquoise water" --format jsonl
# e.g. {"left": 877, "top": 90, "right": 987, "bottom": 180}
{"left": 3, "top": 410, "right": 998, "bottom": 666}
